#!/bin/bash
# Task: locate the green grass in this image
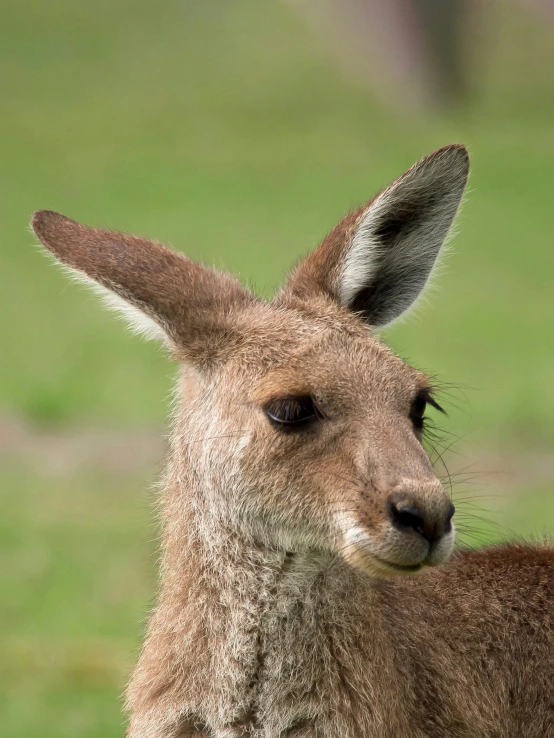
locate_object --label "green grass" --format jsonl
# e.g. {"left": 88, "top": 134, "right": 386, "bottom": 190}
{"left": 0, "top": 464, "right": 154, "bottom": 737}
{"left": 1, "top": 0, "right": 553, "bottom": 735}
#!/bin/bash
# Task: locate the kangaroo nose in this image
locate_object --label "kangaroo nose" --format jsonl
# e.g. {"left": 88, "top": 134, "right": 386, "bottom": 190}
{"left": 388, "top": 496, "right": 455, "bottom": 542}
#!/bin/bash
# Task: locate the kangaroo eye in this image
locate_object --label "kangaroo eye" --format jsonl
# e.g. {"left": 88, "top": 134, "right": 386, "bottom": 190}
{"left": 410, "top": 395, "right": 427, "bottom": 430}
{"left": 410, "top": 390, "right": 445, "bottom": 430}
{"left": 264, "top": 395, "right": 323, "bottom": 430}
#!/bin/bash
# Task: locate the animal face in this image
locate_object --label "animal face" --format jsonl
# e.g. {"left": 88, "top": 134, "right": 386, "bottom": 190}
{"left": 32, "top": 144, "right": 468, "bottom": 575}
{"left": 173, "top": 301, "right": 455, "bottom": 575}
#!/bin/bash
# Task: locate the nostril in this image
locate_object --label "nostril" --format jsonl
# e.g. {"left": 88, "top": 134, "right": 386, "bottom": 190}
{"left": 387, "top": 497, "right": 455, "bottom": 542}
{"left": 388, "top": 501, "right": 426, "bottom": 536}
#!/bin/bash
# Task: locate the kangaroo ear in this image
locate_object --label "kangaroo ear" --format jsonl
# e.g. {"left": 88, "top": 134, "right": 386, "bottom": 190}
{"left": 32, "top": 211, "right": 255, "bottom": 363}
{"left": 284, "top": 145, "right": 469, "bottom": 326}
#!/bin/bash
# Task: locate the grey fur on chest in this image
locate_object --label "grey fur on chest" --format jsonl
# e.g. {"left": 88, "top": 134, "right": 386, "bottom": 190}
{"left": 198, "top": 552, "right": 394, "bottom": 738}
{"left": 208, "top": 554, "right": 329, "bottom": 733}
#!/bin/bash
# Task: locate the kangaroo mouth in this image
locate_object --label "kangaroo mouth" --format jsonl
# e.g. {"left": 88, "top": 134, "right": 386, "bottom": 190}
{"left": 340, "top": 530, "right": 429, "bottom": 576}
{"left": 340, "top": 518, "right": 455, "bottom": 576}
{"left": 370, "top": 554, "right": 425, "bottom": 574}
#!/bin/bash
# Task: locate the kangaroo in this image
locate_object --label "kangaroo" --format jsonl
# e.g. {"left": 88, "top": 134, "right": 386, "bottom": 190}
{"left": 32, "top": 145, "right": 553, "bottom": 738}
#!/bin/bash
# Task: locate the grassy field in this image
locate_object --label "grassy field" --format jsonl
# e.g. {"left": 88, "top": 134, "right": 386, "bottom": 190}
{"left": 1, "top": 1, "right": 553, "bottom": 735}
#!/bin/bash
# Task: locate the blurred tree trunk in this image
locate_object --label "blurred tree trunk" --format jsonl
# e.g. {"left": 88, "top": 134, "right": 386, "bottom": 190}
{"left": 416, "top": 0, "right": 467, "bottom": 103}
{"left": 284, "top": 0, "right": 470, "bottom": 113}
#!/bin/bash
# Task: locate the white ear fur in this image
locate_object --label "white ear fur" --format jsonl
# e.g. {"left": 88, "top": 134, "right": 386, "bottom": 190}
{"left": 51, "top": 256, "right": 170, "bottom": 344}
{"left": 339, "top": 215, "right": 383, "bottom": 308}
{"left": 339, "top": 145, "right": 469, "bottom": 326}
{"left": 83, "top": 276, "right": 170, "bottom": 343}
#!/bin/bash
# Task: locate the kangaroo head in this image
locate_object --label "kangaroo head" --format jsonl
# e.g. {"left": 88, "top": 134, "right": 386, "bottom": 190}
{"left": 33, "top": 144, "right": 469, "bottom": 575}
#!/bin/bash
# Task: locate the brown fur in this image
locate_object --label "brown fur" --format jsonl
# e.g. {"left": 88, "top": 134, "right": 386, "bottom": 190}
{"left": 32, "top": 145, "right": 553, "bottom": 737}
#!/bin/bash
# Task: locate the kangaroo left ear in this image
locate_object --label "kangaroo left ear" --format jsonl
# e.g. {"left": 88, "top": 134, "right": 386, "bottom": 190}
{"left": 32, "top": 210, "right": 256, "bottom": 366}
{"left": 283, "top": 144, "right": 469, "bottom": 326}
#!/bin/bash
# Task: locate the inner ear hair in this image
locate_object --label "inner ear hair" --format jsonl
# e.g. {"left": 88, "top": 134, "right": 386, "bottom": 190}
{"left": 282, "top": 144, "right": 469, "bottom": 327}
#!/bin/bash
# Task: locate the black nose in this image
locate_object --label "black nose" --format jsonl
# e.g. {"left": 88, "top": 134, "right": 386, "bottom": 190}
{"left": 388, "top": 498, "right": 455, "bottom": 542}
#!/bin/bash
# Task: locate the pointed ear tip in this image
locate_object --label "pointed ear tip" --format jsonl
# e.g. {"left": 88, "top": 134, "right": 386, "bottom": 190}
{"left": 31, "top": 210, "right": 76, "bottom": 240}
{"left": 32, "top": 210, "right": 56, "bottom": 236}
{"left": 434, "top": 143, "right": 470, "bottom": 171}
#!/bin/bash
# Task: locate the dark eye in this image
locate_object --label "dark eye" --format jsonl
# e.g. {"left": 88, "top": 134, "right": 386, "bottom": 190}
{"left": 410, "top": 390, "right": 444, "bottom": 430}
{"left": 410, "top": 395, "right": 427, "bottom": 430}
{"left": 264, "top": 395, "right": 323, "bottom": 430}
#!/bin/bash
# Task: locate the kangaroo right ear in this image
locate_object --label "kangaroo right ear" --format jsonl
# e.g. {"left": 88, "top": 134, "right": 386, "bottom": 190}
{"left": 283, "top": 145, "right": 469, "bottom": 326}
{"left": 32, "top": 211, "right": 255, "bottom": 364}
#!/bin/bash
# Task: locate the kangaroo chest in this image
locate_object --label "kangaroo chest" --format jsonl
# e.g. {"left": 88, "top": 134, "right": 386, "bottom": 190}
{"left": 200, "top": 557, "right": 409, "bottom": 738}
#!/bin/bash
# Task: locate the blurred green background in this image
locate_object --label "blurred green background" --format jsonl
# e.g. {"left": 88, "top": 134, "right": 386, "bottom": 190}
{"left": 1, "top": 1, "right": 553, "bottom": 735}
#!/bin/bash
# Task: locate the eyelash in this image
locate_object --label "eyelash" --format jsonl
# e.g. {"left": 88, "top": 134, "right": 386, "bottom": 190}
{"left": 264, "top": 395, "right": 324, "bottom": 430}
{"left": 410, "top": 390, "right": 445, "bottom": 430}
